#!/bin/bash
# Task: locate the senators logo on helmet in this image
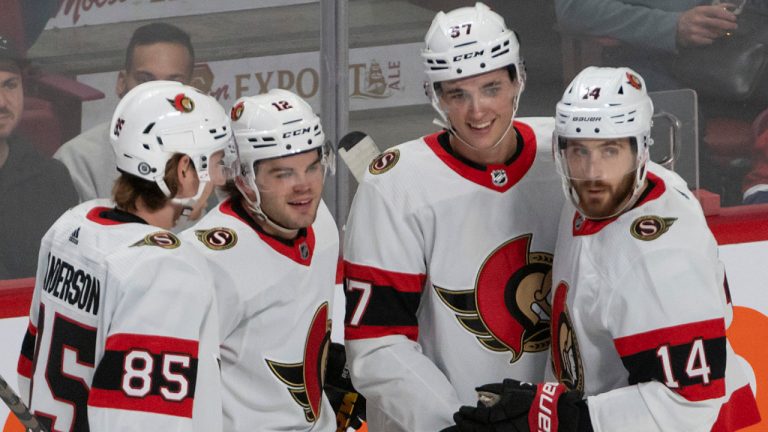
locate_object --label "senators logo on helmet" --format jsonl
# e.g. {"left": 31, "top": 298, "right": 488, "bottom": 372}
{"left": 168, "top": 93, "right": 195, "bottom": 113}
{"left": 231, "top": 101, "right": 245, "bottom": 121}
{"left": 626, "top": 72, "right": 642, "bottom": 90}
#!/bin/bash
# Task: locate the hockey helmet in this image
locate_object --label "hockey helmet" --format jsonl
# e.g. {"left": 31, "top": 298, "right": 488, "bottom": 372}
{"left": 229, "top": 89, "right": 333, "bottom": 229}
{"left": 553, "top": 66, "right": 654, "bottom": 219}
{"left": 110, "top": 80, "right": 238, "bottom": 210}
{"left": 422, "top": 2, "right": 525, "bottom": 126}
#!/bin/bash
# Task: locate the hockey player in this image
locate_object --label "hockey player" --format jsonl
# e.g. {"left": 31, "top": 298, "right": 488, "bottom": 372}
{"left": 17, "top": 80, "right": 236, "bottom": 432}
{"left": 447, "top": 67, "right": 761, "bottom": 431}
{"left": 181, "top": 89, "right": 340, "bottom": 431}
{"left": 341, "top": 3, "right": 564, "bottom": 431}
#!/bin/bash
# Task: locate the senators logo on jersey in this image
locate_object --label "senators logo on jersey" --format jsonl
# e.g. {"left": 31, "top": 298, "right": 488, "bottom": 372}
{"left": 550, "top": 281, "right": 584, "bottom": 392}
{"left": 630, "top": 216, "right": 677, "bottom": 241}
{"left": 194, "top": 227, "right": 238, "bottom": 250}
{"left": 369, "top": 149, "right": 400, "bottom": 175}
{"left": 435, "top": 235, "right": 552, "bottom": 362}
{"left": 130, "top": 231, "right": 181, "bottom": 249}
{"left": 266, "top": 303, "right": 331, "bottom": 422}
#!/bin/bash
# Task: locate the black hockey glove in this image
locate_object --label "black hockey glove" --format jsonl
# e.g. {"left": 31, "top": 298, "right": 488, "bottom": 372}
{"left": 448, "top": 379, "right": 592, "bottom": 432}
{"left": 324, "top": 343, "right": 366, "bottom": 432}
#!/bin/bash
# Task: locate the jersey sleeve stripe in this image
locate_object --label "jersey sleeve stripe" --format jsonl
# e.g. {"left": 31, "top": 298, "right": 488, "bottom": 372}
{"left": 614, "top": 320, "right": 727, "bottom": 401}
{"left": 17, "top": 321, "right": 37, "bottom": 378}
{"left": 711, "top": 384, "right": 762, "bottom": 431}
{"left": 613, "top": 318, "right": 725, "bottom": 356}
{"left": 104, "top": 332, "right": 199, "bottom": 355}
{"left": 88, "top": 390, "right": 194, "bottom": 418}
{"left": 90, "top": 333, "right": 200, "bottom": 418}
{"left": 344, "top": 261, "right": 426, "bottom": 293}
{"left": 346, "top": 325, "right": 418, "bottom": 341}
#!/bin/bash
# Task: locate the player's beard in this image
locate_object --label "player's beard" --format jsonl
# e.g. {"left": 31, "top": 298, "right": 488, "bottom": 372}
{"left": 574, "top": 172, "right": 636, "bottom": 219}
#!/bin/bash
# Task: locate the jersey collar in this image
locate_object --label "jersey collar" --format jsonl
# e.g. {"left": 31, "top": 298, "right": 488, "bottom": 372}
{"left": 220, "top": 198, "right": 315, "bottom": 266}
{"left": 86, "top": 207, "right": 149, "bottom": 226}
{"left": 423, "top": 121, "right": 537, "bottom": 192}
{"left": 572, "top": 172, "right": 666, "bottom": 236}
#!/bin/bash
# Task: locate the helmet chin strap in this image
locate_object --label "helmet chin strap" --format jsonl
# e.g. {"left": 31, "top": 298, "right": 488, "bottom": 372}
{"left": 432, "top": 94, "right": 521, "bottom": 154}
{"left": 441, "top": 118, "right": 514, "bottom": 152}
{"left": 157, "top": 177, "right": 209, "bottom": 218}
{"left": 236, "top": 178, "right": 300, "bottom": 238}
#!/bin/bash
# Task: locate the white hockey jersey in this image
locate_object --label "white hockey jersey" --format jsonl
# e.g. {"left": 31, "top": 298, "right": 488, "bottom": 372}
{"left": 17, "top": 200, "right": 222, "bottom": 432}
{"left": 549, "top": 163, "right": 761, "bottom": 431}
{"left": 181, "top": 198, "right": 339, "bottom": 431}
{"left": 343, "top": 119, "right": 564, "bottom": 432}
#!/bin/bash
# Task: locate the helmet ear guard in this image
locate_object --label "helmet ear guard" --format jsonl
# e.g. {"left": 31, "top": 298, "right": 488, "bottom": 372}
{"left": 552, "top": 66, "right": 654, "bottom": 219}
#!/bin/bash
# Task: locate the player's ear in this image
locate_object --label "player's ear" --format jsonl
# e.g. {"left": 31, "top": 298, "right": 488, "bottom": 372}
{"left": 116, "top": 70, "right": 128, "bottom": 98}
{"left": 175, "top": 155, "right": 197, "bottom": 198}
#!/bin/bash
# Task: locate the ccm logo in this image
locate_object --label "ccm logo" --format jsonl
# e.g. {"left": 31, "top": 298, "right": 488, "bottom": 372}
{"left": 536, "top": 383, "right": 559, "bottom": 432}
{"left": 452, "top": 50, "right": 484, "bottom": 62}
{"left": 283, "top": 127, "right": 312, "bottom": 138}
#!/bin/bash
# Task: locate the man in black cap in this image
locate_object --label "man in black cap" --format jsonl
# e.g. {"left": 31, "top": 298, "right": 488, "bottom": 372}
{"left": 0, "top": 33, "right": 77, "bottom": 279}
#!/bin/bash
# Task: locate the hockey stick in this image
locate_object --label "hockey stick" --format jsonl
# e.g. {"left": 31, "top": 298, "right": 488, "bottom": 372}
{"left": 0, "top": 373, "right": 48, "bottom": 432}
{"left": 337, "top": 131, "right": 381, "bottom": 183}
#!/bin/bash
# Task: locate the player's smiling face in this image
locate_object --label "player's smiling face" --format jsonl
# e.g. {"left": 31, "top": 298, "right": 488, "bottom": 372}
{"left": 564, "top": 138, "right": 637, "bottom": 219}
{"left": 254, "top": 149, "right": 324, "bottom": 235}
{"left": 439, "top": 68, "right": 519, "bottom": 163}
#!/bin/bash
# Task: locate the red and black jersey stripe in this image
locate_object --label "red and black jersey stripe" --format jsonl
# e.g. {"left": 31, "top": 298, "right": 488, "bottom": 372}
{"left": 17, "top": 320, "right": 37, "bottom": 379}
{"left": 344, "top": 261, "right": 425, "bottom": 341}
{"left": 614, "top": 319, "right": 727, "bottom": 401}
{"left": 88, "top": 333, "right": 199, "bottom": 418}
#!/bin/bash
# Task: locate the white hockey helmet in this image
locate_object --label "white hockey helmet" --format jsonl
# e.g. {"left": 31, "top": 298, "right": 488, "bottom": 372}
{"left": 422, "top": 2, "right": 525, "bottom": 126}
{"left": 110, "top": 80, "right": 237, "bottom": 211}
{"left": 230, "top": 89, "right": 332, "bottom": 231}
{"left": 553, "top": 66, "right": 654, "bottom": 219}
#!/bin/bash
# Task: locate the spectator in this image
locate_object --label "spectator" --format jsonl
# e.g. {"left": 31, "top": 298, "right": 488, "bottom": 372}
{"left": 554, "top": 0, "right": 738, "bottom": 92}
{"left": 54, "top": 22, "right": 195, "bottom": 202}
{"left": 341, "top": 3, "right": 563, "bottom": 431}
{"left": 0, "top": 33, "right": 77, "bottom": 279}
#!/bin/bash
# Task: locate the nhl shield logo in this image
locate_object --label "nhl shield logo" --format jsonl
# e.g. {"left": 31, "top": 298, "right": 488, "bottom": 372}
{"left": 490, "top": 169, "right": 508, "bottom": 187}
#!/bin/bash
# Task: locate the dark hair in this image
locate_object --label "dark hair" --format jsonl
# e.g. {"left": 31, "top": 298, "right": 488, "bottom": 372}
{"left": 125, "top": 23, "right": 194, "bottom": 71}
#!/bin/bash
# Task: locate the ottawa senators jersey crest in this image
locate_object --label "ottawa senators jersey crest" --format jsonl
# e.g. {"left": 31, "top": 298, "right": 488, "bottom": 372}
{"left": 630, "top": 216, "right": 677, "bottom": 241}
{"left": 266, "top": 303, "right": 331, "bottom": 422}
{"left": 550, "top": 281, "right": 584, "bottom": 392}
{"left": 194, "top": 227, "right": 238, "bottom": 250}
{"left": 435, "top": 235, "right": 552, "bottom": 362}
{"left": 130, "top": 231, "right": 180, "bottom": 249}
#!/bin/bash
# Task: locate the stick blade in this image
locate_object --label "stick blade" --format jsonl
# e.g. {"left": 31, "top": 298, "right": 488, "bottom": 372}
{"left": 338, "top": 131, "right": 381, "bottom": 183}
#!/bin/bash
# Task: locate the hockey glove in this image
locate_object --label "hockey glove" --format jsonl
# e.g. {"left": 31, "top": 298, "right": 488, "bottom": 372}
{"left": 324, "top": 343, "right": 366, "bottom": 432}
{"left": 450, "top": 379, "right": 592, "bottom": 432}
